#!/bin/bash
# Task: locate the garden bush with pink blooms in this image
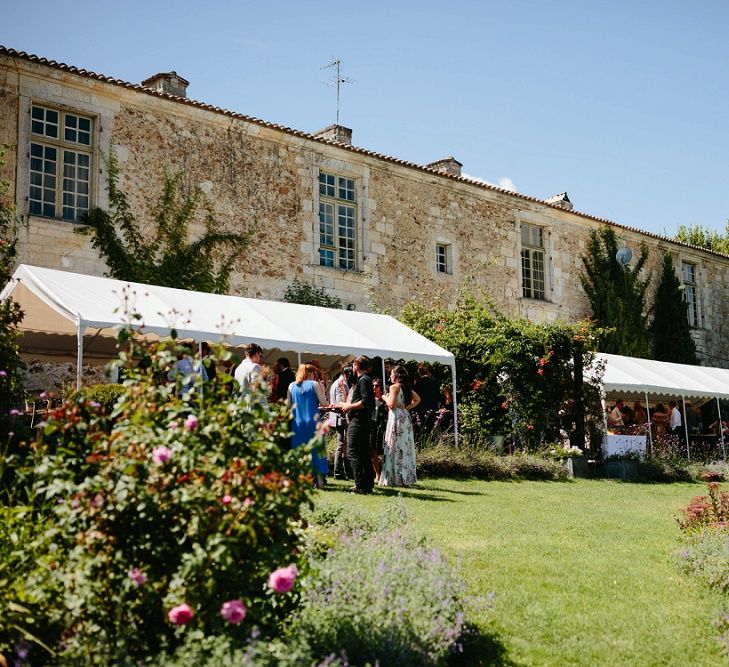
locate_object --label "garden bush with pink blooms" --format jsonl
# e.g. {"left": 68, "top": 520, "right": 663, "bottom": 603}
{"left": 11, "top": 338, "right": 316, "bottom": 665}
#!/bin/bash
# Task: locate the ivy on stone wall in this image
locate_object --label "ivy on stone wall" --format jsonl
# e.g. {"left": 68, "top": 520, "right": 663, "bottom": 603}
{"left": 282, "top": 279, "right": 342, "bottom": 309}
{"left": 77, "top": 148, "right": 251, "bottom": 294}
{"left": 580, "top": 226, "right": 652, "bottom": 358}
{"left": 399, "top": 295, "right": 606, "bottom": 450}
{"left": 0, "top": 147, "right": 25, "bottom": 416}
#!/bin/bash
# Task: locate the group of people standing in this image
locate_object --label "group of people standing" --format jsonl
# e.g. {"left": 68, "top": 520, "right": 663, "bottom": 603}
{"left": 231, "top": 344, "right": 423, "bottom": 493}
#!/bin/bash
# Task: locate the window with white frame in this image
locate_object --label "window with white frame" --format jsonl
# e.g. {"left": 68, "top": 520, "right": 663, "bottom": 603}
{"left": 520, "top": 223, "right": 546, "bottom": 300}
{"left": 318, "top": 171, "right": 357, "bottom": 270}
{"left": 29, "top": 104, "right": 93, "bottom": 222}
{"left": 436, "top": 243, "right": 452, "bottom": 274}
{"left": 681, "top": 261, "right": 699, "bottom": 327}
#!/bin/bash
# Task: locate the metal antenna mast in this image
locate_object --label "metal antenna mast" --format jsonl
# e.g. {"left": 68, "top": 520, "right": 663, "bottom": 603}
{"left": 321, "top": 58, "right": 351, "bottom": 126}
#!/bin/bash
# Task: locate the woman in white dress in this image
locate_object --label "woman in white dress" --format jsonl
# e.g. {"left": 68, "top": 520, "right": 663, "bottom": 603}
{"left": 379, "top": 365, "right": 420, "bottom": 487}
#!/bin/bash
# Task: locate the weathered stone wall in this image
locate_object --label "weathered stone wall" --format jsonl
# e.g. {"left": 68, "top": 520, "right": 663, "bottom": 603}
{"left": 2, "top": 52, "right": 729, "bottom": 367}
{"left": 22, "top": 359, "right": 110, "bottom": 394}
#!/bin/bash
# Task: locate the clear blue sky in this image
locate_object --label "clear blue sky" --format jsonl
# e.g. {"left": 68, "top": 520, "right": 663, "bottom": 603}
{"left": 4, "top": 0, "right": 729, "bottom": 236}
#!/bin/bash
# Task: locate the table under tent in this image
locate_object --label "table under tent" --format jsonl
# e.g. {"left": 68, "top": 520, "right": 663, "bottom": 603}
{"left": 1, "top": 264, "right": 459, "bottom": 442}
{"left": 597, "top": 352, "right": 729, "bottom": 461}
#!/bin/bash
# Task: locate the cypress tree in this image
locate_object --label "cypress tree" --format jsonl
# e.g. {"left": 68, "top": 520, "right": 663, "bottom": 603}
{"left": 651, "top": 252, "right": 698, "bottom": 364}
{"left": 580, "top": 226, "right": 651, "bottom": 357}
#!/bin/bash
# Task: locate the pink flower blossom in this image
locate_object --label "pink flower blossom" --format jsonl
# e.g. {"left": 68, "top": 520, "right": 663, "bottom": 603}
{"left": 220, "top": 599, "right": 247, "bottom": 624}
{"left": 221, "top": 494, "right": 232, "bottom": 505}
{"left": 268, "top": 564, "right": 298, "bottom": 594}
{"left": 168, "top": 603, "right": 194, "bottom": 625}
{"left": 243, "top": 497, "right": 252, "bottom": 508}
{"left": 184, "top": 414, "right": 199, "bottom": 430}
{"left": 0, "top": 370, "right": 6, "bottom": 377}
{"left": 9, "top": 409, "right": 21, "bottom": 416}
{"left": 152, "top": 446, "right": 172, "bottom": 465}
{"left": 39, "top": 391, "right": 48, "bottom": 399}
{"left": 168, "top": 420, "right": 179, "bottom": 430}
{"left": 128, "top": 567, "right": 147, "bottom": 587}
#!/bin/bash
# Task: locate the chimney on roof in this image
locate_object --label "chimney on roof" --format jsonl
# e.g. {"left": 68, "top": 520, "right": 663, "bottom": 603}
{"left": 314, "top": 124, "right": 353, "bottom": 146}
{"left": 141, "top": 71, "right": 189, "bottom": 98}
{"left": 426, "top": 156, "right": 463, "bottom": 177}
{"left": 545, "top": 192, "right": 573, "bottom": 211}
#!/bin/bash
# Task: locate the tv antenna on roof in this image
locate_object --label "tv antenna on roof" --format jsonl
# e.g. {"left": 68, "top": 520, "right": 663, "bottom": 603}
{"left": 321, "top": 58, "right": 353, "bottom": 126}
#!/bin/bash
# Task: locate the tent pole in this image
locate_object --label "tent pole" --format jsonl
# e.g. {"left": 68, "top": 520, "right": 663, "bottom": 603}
{"left": 297, "top": 352, "right": 301, "bottom": 367}
{"left": 682, "top": 394, "right": 690, "bottom": 462}
{"left": 451, "top": 362, "right": 459, "bottom": 447}
{"left": 381, "top": 358, "right": 386, "bottom": 385}
{"left": 198, "top": 341, "right": 204, "bottom": 398}
{"left": 76, "top": 324, "right": 85, "bottom": 390}
{"left": 644, "top": 392, "right": 653, "bottom": 457}
{"left": 718, "top": 398, "right": 726, "bottom": 460}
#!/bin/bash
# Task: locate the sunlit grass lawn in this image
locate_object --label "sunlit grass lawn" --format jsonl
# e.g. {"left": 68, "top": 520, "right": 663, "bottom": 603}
{"left": 316, "top": 477, "right": 727, "bottom": 666}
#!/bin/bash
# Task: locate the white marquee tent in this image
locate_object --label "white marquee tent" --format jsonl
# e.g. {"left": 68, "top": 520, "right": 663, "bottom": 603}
{"left": 1, "top": 265, "right": 458, "bottom": 438}
{"left": 597, "top": 352, "right": 729, "bottom": 457}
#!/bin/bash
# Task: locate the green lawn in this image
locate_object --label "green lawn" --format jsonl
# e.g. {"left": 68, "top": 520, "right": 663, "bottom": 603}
{"left": 316, "top": 478, "right": 727, "bottom": 666}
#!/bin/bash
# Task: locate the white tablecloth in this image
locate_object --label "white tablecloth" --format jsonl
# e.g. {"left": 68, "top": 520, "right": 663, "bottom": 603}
{"left": 603, "top": 434, "right": 646, "bottom": 458}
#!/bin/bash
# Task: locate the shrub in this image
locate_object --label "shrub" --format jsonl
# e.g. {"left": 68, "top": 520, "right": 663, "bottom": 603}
{"left": 69, "top": 383, "right": 127, "bottom": 413}
{"left": 677, "top": 530, "right": 729, "bottom": 593}
{"left": 637, "top": 456, "right": 691, "bottom": 483}
{"left": 26, "top": 338, "right": 315, "bottom": 664}
{"left": 290, "top": 521, "right": 470, "bottom": 665}
{"left": 416, "top": 441, "right": 568, "bottom": 482}
{"left": 677, "top": 483, "right": 729, "bottom": 531}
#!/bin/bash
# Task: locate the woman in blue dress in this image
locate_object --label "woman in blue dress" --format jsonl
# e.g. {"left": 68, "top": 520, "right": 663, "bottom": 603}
{"left": 287, "top": 363, "right": 329, "bottom": 487}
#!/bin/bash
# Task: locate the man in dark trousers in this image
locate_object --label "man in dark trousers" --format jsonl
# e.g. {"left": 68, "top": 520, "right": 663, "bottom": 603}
{"left": 341, "top": 355, "right": 375, "bottom": 494}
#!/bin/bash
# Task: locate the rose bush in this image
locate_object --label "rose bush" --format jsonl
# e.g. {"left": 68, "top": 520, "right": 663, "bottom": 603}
{"left": 24, "top": 337, "right": 314, "bottom": 664}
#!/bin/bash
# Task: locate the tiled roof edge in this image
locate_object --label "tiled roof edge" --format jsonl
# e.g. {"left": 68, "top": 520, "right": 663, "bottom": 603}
{"left": 2, "top": 46, "right": 727, "bottom": 261}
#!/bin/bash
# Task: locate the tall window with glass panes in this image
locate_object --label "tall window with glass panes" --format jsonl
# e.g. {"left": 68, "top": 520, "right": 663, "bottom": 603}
{"left": 318, "top": 171, "right": 356, "bottom": 270}
{"left": 681, "top": 261, "right": 699, "bottom": 327}
{"left": 521, "top": 223, "right": 546, "bottom": 300}
{"left": 29, "top": 104, "right": 93, "bottom": 222}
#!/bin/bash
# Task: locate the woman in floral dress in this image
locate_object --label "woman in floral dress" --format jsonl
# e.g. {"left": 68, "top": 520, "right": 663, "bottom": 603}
{"left": 379, "top": 365, "right": 420, "bottom": 487}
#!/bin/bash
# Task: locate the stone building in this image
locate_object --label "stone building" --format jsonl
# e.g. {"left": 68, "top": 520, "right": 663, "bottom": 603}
{"left": 1, "top": 45, "right": 728, "bottom": 369}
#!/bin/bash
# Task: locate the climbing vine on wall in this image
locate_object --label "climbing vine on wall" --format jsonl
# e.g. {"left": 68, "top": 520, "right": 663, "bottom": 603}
{"left": 78, "top": 148, "right": 251, "bottom": 293}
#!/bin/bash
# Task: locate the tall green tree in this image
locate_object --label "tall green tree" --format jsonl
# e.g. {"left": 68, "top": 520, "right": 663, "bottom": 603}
{"left": 650, "top": 253, "right": 697, "bottom": 364}
{"left": 78, "top": 149, "right": 250, "bottom": 293}
{"left": 674, "top": 222, "right": 729, "bottom": 255}
{"left": 580, "top": 226, "right": 651, "bottom": 357}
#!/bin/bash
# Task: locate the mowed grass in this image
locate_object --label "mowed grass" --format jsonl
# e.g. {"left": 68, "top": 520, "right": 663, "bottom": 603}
{"left": 316, "top": 478, "right": 727, "bottom": 666}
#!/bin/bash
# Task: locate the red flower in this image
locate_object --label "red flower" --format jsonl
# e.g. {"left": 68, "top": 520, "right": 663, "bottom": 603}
{"left": 538, "top": 358, "right": 548, "bottom": 367}
{"left": 470, "top": 379, "right": 483, "bottom": 391}
{"left": 527, "top": 424, "right": 534, "bottom": 430}
{"left": 537, "top": 368, "right": 544, "bottom": 376}
{"left": 501, "top": 401, "right": 508, "bottom": 410}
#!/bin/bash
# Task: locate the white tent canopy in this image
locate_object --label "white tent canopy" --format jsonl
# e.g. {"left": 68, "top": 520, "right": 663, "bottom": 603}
{"left": 2, "top": 265, "right": 458, "bottom": 441}
{"left": 598, "top": 353, "right": 729, "bottom": 401}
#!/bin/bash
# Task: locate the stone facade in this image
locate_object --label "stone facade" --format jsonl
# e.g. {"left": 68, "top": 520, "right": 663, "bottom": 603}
{"left": 1, "top": 47, "right": 728, "bottom": 367}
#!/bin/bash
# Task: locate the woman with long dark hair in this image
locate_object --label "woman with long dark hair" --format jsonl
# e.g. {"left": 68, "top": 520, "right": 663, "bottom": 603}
{"left": 379, "top": 365, "right": 420, "bottom": 487}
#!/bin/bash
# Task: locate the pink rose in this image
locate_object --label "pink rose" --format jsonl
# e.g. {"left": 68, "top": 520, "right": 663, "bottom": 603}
{"left": 168, "top": 603, "right": 194, "bottom": 625}
{"left": 243, "top": 497, "right": 252, "bottom": 508}
{"left": 128, "top": 567, "right": 147, "bottom": 587}
{"left": 152, "top": 446, "right": 172, "bottom": 465}
{"left": 221, "top": 494, "right": 232, "bottom": 505}
{"left": 268, "top": 564, "right": 298, "bottom": 594}
{"left": 168, "top": 420, "right": 179, "bottom": 430}
{"left": 220, "top": 599, "right": 247, "bottom": 624}
{"left": 184, "top": 414, "right": 199, "bottom": 430}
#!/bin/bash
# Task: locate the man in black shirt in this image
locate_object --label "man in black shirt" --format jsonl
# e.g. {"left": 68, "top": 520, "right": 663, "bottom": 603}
{"left": 274, "top": 357, "right": 296, "bottom": 403}
{"left": 341, "top": 355, "right": 376, "bottom": 494}
{"left": 414, "top": 364, "right": 439, "bottom": 433}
